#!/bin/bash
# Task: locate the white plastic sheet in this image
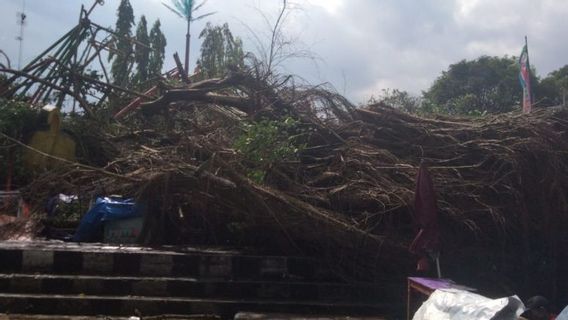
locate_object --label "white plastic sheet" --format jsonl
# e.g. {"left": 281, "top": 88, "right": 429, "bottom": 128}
{"left": 412, "top": 289, "right": 525, "bottom": 320}
{"left": 557, "top": 305, "right": 568, "bottom": 320}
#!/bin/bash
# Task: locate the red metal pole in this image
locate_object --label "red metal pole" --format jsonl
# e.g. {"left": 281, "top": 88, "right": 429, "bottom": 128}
{"left": 5, "top": 148, "right": 13, "bottom": 191}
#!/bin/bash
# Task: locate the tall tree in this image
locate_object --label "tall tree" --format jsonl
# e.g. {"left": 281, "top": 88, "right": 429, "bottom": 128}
{"left": 134, "top": 15, "right": 150, "bottom": 87}
{"left": 196, "top": 23, "right": 244, "bottom": 79}
{"left": 148, "top": 20, "right": 167, "bottom": 78}
{"left": 109, "top": 0, "right": 135, "bottom": 87}
{"left": 539, "top": 65, "right": 568, "bottom": 106}
{"left": 369, "top": 89, "right": 421, "bottom": 114}
{"left": 162, "top": 0, "right": 215, "bottom": 76}
{"left": 423, "top": 56, "right": 538, "bottom": 115}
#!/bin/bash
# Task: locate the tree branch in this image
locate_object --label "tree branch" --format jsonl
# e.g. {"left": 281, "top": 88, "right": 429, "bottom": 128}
{"left": 0, "top": 68, "right": 95, "bottom": 117}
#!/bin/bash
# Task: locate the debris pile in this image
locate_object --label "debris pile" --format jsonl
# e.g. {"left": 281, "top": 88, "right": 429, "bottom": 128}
{"left": 17, "top": 70, "right": 568, "bottom": 296}
{"left": 0, "top": 216, "right": 43, "bottom": 241}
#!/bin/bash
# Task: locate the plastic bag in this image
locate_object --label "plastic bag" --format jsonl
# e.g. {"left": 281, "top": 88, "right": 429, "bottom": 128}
{"left": 412, "top": 289, "right": 524, "bottom": 320}
{"left": 72, "top": 197, "right": 142, "bottom": 242}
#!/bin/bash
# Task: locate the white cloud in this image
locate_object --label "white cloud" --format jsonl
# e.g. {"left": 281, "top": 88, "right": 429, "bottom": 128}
{"left": 306, "top": 0, "right": 344, "bottom": 15}
{"left": 1, "top": 0, "right": 568, "bottom": 103}
{"left": 465, "top": 40, "right": 518, "bottom": 58}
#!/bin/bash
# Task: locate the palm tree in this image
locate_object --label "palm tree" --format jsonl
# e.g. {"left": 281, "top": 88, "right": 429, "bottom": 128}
{"left": 162, "top": 0, "right": 215, "bottom": 76}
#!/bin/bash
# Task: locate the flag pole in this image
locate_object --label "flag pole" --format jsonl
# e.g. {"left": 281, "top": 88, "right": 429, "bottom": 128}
{"left": 525, "top": 35, "right": 533, "bottom": 107}
{"left": 520, "top": 36, "right": 533, "bottom": 113}
{"left": 429, "top": 251, "right": 442, "bottom": 278}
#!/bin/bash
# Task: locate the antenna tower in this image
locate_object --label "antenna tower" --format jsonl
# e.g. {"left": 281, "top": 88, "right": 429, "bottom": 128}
{"left": 16, "top": 0, "right": 27, "bottom": 69}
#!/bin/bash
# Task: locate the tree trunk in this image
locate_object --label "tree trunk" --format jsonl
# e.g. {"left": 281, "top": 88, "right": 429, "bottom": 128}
{"left": 185, "top": 19, "right": 191, "bottom": 77}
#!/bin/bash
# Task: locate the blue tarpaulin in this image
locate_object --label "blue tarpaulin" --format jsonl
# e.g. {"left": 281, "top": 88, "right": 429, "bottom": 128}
{"left": 73, "top": 197, "right": 142, "bottom": 242}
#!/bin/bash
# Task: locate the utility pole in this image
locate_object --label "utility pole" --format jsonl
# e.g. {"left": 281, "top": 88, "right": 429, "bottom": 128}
{"left": 16, "top": 0, "right": 27, "bottom": 70}
{"left": 185, "top": 16, "right": 191, "bottom": 78}
{"left": 162, "top": 1, "right": 216, "bottom": 78}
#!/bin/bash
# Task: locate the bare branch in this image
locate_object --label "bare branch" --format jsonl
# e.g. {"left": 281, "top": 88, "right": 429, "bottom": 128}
{"left": 0, "top": 50, "right": 11, "bottom": 69}
{"left": 267, "top": 0, "right": 288, "bottom": 77}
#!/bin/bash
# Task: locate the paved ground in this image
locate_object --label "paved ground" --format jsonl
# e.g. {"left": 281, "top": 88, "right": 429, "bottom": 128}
{"left": 0, "top": 314, "right": 386, "bottom": 320}
{"left": 0, "top": 315, "right": 221, "bottom": 319}
{"left": 234, "top": 313, "right": 386, "bottom": 320}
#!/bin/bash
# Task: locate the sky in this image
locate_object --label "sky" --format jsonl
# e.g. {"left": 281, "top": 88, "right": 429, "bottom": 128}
{"left": 1, "top": 0, "right": 568, "bottom": 103}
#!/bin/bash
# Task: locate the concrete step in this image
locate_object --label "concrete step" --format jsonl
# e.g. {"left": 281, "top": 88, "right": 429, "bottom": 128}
{"left": 0, "top": 293, "right": 390, "bottom": 318}
{"left": 0, "top": 241, "right": 402, "bottom": 319}
{"left": 0, "top": 241, "right": 336, "bottom": 281}
{"left": 0, "top": 274, "right": 396, "bottom": 304}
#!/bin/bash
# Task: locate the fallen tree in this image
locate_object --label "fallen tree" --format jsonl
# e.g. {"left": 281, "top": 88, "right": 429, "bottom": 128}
{"left": 14, "top": 69, "right": 568, "bottom": 302}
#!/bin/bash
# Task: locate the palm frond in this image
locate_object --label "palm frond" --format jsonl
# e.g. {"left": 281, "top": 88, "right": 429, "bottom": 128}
{"left": 164, "top": 0, "right": 214, "bottom": 22}
{"left": 162, "top": 2, "right": 185, "bottom": 19}
{"left": 174, "top": 0, "right": 193, "bottom": 18}
{"left": 193, "top": 0, "right": 208, "bottom": 13}
{"left": 191, "top": 11, "right": 216, "bottom": 22}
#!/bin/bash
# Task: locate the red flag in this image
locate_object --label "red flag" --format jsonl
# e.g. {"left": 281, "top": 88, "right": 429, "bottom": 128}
{"left": 519, "top": 37, "right": 532, "bottom": 113}
{"left": 410, "top": 163, "right": 440, "bottom": 257}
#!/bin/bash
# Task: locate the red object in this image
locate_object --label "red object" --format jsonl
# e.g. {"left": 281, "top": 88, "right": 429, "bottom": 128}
{"left": 113, "top": 68, "right": 180, "bottom": 119}
{"left": 5, "top": 148, "right": 14, "bottom": 191}
{"left": 21, "top": 201, "right": 30, "bottom": 218}
{"left": 519, "top": 39, "right": 532, "bottom": 113}
{"left": 113, "top": 85, "right": 161, "bottom": 119}
{"left": 416, "top": 256, "right": 430, "bottom": 272}
{"left": 410, "top": 163, "right": 440, "bottom": 256}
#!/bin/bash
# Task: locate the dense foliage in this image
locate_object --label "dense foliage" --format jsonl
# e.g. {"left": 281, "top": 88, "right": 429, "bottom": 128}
{"left": 0, "top": 99, "right": 41, "bottom": 138}
{"left": 108, "top": 1, "right": 166, "bottom": 91}
{"left": 196, "top": 23, "right": 245, "bottom": 79}
{"left": 0, "top": 99, "right": 42, "bottom": 188}
{"left": 539, "top": 65, "right": 568, "bottom": 106}
{"left": 422, "top": 56, "right": 530, "bottom": 115}
{"left": 134, "top": 15, "right": 150, "bottom": 87}
{"left": 109, "top": 0, "right": 135, "bottom": 87}
{"left": 369, "top": 89, "right": 421, "bottom": 114}
{"left": 148, "top": 20, "right": 167, "bottom": 79}
{"left": 408, "top": 57, "right": 566, "bottom": 116}
{"left": 234, "top": 117, "right": 305, "bottom": 182}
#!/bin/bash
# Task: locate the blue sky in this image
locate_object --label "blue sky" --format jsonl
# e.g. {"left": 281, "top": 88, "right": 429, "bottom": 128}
{"left": 1, "top": 0, "right": 567, "bottom": 103}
